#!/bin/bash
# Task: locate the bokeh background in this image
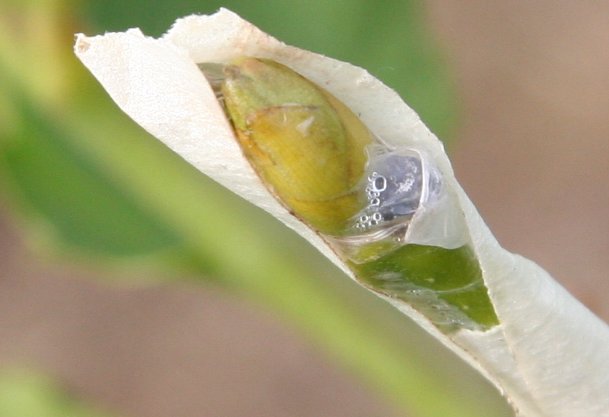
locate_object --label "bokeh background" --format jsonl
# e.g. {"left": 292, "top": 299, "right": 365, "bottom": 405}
{"left": 1, "top": 1, "right": 607, "bottom": 417}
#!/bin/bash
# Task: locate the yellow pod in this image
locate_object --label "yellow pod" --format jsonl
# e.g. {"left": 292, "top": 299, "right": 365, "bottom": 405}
{"left": 220, "top": 57, "right": 371, "bottom": 235}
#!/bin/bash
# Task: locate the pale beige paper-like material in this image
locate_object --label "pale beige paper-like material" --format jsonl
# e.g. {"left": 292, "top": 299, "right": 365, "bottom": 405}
{"left": 74, "top": 9, "right": 609, "bottom": 417}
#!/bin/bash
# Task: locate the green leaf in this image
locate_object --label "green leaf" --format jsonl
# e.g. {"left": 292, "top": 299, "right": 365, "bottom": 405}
{"left": 0, "top": 94, "right": 182, "bottom": 258}
{"left": 352, "top": 244, "right": 499, "bottom": 331}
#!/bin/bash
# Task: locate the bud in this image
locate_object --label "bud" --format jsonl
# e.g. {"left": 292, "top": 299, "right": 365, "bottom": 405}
{"left": 218, "top": 57, "right": 372, "bottom": 235}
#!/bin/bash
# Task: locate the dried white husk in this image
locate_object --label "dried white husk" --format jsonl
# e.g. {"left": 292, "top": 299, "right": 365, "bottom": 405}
{"left": 75, "top": 9, "right": 609, "bottom": 417}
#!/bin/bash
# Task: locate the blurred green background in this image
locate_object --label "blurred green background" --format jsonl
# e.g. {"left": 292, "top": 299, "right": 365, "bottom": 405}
{"left": 2, "top": 1, "right": 608, "bottom": 417}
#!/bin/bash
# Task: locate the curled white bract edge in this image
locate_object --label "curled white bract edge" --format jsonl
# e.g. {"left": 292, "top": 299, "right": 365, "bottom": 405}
{"left": 74, "top": 9, "right": 609, "bottom": 417}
